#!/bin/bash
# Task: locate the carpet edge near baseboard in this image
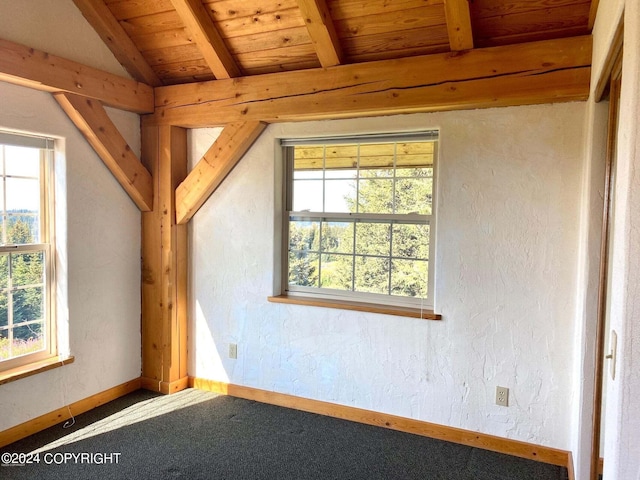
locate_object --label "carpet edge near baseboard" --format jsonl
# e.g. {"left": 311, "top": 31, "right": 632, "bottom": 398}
{"left": 0, "top": 378, "right": 142, "bottom": 449}
{"left": 189, "top": 376, "right": 572, "bottom": 473}
{"left": 0, "top": 376, "right": 574, "bottom": 477}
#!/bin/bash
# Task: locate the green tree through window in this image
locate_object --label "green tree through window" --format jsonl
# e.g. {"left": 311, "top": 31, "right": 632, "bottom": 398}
{"left": 284, "top": 133, "right": 437, "bottom": 308}
{"left": 0, "top": 135, "right": 52, "bottom": 365}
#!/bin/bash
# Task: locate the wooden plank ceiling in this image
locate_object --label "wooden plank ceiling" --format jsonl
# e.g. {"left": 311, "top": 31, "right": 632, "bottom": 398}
{"left": 86, "top": 0, "right": 593, "bottom": 86}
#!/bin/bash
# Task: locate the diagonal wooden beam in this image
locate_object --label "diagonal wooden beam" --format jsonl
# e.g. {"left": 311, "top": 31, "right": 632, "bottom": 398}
{"left": 72, "top": 0, "right": 162, "bottom": 86}
{"left": 443, "top": 0, "right": 474, "bottom": 51}
{"left": 0, "top": 38, "right": 153, "bottom": 114}
{"left": 175, "top": 121, "right": 267, "bottom": 224}
{"left": 54, "top": 93, "right": 154, "bottom": 211}
{"left": 146, "top": 36, "right": 592, "bottom": 128}
{"left": 296, "top": 0, "right": 343, "bottom": 67}
{"left": 170, "top": 0, "right": 241, "bottom": 79}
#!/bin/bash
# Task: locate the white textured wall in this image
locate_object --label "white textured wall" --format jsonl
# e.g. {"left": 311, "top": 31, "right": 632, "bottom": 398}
{"left": 0, "top": 0, "right": 129, "bottom": 77}
{"left": 190, "top": 103, "right": 586, "bottom": 450}
{"left": 0, "top": 1, "right": 141, "bottom": 431}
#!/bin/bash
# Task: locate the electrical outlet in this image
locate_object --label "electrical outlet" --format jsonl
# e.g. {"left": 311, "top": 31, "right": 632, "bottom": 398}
{"left": 229, "top": 343, "right": 238, "bottom": 359}
{"left": 496, "top": 386, "right": 509, "bottom": 407}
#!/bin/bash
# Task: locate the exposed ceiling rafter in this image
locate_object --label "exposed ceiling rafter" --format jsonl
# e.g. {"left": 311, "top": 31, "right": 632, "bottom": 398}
{"left": 170, "top": 0, "right": 241, "bottom": 79}
{"left": 72, "top": 0, "right": 162, "bottom": 86}
{"left": 296, "top": 0, "right": 343, "bottom": 67}
{"left": 443, "top": 0, "right": 474, "bottom": 51}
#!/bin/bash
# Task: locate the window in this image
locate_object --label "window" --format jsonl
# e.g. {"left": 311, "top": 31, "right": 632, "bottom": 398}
{"left": 281, "top": 131, "right": 437, "bottom": 310}
{"left": 0, "top": 131, "right": 55, "bottom": 371}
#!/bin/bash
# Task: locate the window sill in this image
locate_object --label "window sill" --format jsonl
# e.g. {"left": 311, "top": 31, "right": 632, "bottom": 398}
{"left": 0, "top": 355, "right": 75, "bottom": 386}
{"left": 268, "top": 295, "right": 441, "bottom": 320}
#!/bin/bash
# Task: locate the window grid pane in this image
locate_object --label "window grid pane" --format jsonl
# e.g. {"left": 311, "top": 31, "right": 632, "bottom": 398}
{"left": 286, "top": 135, "right": 436, "bottom": 306}
{"left": 0, "top": 135, "right": 53, "bottom": 367}
{"left": 0, "top": 248, "right": 48, "bottom": 361}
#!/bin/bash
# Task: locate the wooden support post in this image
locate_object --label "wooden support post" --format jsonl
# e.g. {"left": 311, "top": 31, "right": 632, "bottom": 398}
{"left": 141, "top": 125, "right": 189, "bottom": 395}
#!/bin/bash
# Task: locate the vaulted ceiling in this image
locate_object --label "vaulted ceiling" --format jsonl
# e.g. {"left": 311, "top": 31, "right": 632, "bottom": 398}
{"left": 73, "top": 0, "right": 597, "bottom": 87}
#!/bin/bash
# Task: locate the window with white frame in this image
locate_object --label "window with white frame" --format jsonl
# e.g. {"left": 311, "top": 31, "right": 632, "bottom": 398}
{"left": 0, "top": 131, "right": 55, "bottom": 371}
{"left": 281, "top": 131, "right": 437, "bottom": 309}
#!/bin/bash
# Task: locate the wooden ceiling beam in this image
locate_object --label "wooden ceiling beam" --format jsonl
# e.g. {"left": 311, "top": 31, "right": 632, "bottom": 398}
{"left": 296, "top": 0, "right": 343, "bottom": 67}
{"left": 0, "top": 38, "right": 153, "bottom": 113}
{"left": 0, "top": 39, "right": 153, "bottom": 113}
{"left": 175, "top": 121, "right": 266, "bottom": 224}
{"left": 443, "top": 0, "right": 474, "bottom": 51}
{"left": 146, "top": 35, "right": 592, "bottom": 128}
{"left": 72, "top": 0, "right": 162, "bottom": 86}
{"left": 170, "top": 0, "right": 241, "bottom": 79}
{"left": 588, "top": 0, "right": 600, "bottom": 29}
{"left": 55, "top": 93, "right": 154, "bottom": 211}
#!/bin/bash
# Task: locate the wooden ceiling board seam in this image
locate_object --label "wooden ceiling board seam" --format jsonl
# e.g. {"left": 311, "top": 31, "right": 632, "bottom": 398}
{"left": 154, "top": 58, "right": 216, "bottom": 80}
{"left": 225, "top": 27, "right": 314, "bottom": 54}
{"left": 473, "top": 26, "right": 591, "bottom": 48}
{"left": 120, "top": 10, "right": 185, "bottom": 36}
{"left": 201, "top": 0, "right": 300, "bottom": 21}
{"left": 144, "top": 43, "right": 205, "bottom": 66}
{"left": 345, "top": 44, "right": 451, "bottom": 63}
{"left": 341, "top": 26, "right": 450, "bottom": 55}
{"left": 132, "top": 28, "right": 192, "bottom": 52}
{"left": 328, "top": 0, "right": 445, "bottom": 21}
{"left": 107, "top": 0, "right": 175, "bottom": 20}
{"left": 241, "top": 59, "right": 322, "bottom": 75}
{"left": 474, "top": 9, "right": 588, "bottom": 39}
{"left": 472, "top": 2, "right": 592, "bottom": 38}
{"left": 469, "top": 0, "right": 593, "bottom": 19}
{"left": 215, "top": 7, "right": 307, "bottom": 38}
{"left": 334, "top": 5, "right": 447, "bottom": 39}
{"left": 234, "top": 43, "right": 321, "bottom": 67}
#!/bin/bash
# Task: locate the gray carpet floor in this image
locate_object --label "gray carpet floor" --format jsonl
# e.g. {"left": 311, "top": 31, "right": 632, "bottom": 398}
{"left": 1, "top": 388, "right": 569, "bottom": 480}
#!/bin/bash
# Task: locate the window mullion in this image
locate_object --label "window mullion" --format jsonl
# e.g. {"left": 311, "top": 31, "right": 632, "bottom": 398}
{"left": 351, "top": 222, "right": 357, "bottom": 292}
{"left": 7, "top": 252, "right": 14, "bottom": 358}
{"left": 1, "top": 145, "right": 5, "bottom": 246}
{"left": 388, "top": 143, "right": 398, "bottom": 295}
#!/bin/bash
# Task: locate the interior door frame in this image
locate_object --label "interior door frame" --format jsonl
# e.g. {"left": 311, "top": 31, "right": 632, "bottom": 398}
{"left": 590, "top": 31, "right": 623, "bottom": 480}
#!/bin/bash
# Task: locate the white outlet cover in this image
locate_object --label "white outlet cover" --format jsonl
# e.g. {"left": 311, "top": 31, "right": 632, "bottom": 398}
{"left": 496, "top": 386, "right": 509, "bottom": 407}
